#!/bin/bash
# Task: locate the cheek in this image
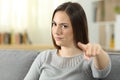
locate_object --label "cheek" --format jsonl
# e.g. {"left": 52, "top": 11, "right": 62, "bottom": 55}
{"left": 65, "top": 31, "right": 74, "bottom": 38}
{"left": 67, "top": 30, "right": 73, "bottom": 36}
{"left": 51, "top": 28, "right": 55, "bottom": 35}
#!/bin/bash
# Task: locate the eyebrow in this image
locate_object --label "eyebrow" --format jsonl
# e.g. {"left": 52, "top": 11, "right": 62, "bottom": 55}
{"left": 52, "top": 20, "right": 69, "bottom": 25}
{"left": 60, "top": 23, "right": 69, "bottom": 26}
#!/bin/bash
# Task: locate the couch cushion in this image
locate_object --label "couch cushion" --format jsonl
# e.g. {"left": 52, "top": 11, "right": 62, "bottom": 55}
{"left": 101, "top": 53, "right": 120, "bottom": 80}
{"left": 0, "top": 50, "right": 39, "bottom": 80}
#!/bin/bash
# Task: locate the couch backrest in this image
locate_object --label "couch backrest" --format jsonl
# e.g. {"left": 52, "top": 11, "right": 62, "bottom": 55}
{"left": 0, "top": 50, "right": 120, "bottom": 80}
{"left": 101, "top": 53, "right": 120, "bottom": 80}
{"left": 0, "top": 50, "right": 39, "bottom": 80}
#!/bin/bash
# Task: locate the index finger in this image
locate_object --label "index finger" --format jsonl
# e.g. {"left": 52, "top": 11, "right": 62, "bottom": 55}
{"left": 78, "top": 42, "right": 87, "bottom": 51}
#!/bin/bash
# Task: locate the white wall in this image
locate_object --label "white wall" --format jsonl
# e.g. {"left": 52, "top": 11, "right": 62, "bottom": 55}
{"left": 27, "top": 0, "right": 53, "bottom": 45}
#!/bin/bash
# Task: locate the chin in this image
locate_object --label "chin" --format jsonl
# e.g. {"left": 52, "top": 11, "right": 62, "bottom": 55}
{"left": 56, "top": 42, "right": 62, "bottom": 46}
{"left": 56, "top": 43, "right": 61, "bottom": 46}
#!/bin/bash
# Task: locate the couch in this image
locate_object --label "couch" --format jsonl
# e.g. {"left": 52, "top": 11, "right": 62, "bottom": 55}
{"left": 0, "top": 49, "right": 120, "bottom": 80}
{"left": 0, "top": 50, "right": 39, "bottom": 80}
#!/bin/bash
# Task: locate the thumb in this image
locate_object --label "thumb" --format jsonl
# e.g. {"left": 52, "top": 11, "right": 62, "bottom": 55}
{"left": 78, "top": 42, "right": 87, "bottom": 51}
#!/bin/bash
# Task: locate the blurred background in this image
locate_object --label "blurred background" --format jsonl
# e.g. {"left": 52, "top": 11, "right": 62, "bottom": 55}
{"left": 0, "top": 0, "right": 120, "bottom": 51}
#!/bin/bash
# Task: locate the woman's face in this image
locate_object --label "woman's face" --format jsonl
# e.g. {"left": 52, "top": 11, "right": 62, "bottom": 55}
{"left": 52, "top": 11, "right": 74, "bottom": 47}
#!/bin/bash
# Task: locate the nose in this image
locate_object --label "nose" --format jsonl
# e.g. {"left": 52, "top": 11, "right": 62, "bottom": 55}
{"left": 55, "top": 26, "right": 62, "bottom": 35}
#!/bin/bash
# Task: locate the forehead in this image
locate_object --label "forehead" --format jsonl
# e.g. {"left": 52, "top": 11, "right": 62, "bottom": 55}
{"left": 53, "top": 11, "right": 71, "bottom": 23}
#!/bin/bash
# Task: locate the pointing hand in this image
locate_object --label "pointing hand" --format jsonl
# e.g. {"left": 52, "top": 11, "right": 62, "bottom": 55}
{"left": 78, "top": 42, "right": 102, "bottom": 60}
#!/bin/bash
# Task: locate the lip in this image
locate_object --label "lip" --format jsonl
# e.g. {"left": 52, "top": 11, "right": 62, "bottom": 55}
{"left": 55, "top": 37, "right": 62, "bottom": 41}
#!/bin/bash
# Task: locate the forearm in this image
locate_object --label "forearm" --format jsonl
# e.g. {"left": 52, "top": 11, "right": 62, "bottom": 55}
{"left": 94, "top": 50, "right": 110, "bottom": 70}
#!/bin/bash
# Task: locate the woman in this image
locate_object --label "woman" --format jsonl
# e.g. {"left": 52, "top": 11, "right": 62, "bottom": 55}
{"left": 24, "top": 2, "right": 111, "bottom": 80}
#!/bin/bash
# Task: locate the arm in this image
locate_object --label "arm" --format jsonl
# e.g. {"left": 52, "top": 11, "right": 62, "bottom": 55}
{"left": 94, "top": 49, "right": 110, "bottom": 70}
{"left": 92, "top": 47, "right": 111, "bottom": 78}
{"left": 78, "top": 42, "right": 111, "bottom": 78}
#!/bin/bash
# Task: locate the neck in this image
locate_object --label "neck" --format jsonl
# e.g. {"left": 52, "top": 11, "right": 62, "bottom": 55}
{"left": 58, "top": 46, "right": 82, "bottom": 57}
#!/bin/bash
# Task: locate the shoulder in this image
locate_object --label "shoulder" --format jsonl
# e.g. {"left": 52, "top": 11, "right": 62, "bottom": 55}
{"left": 36, "top": 49, "right": 57, "bottom": 62}
{"left": 38, "top": 49, "right": 57, "bottom": 56}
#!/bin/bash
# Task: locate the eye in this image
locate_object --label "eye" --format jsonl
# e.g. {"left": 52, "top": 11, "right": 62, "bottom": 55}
{"left": 52, "top": 22, "right": 57, "bottom": 27}
{"left": 61, "top": 25, "right": 68, "bottom": 29}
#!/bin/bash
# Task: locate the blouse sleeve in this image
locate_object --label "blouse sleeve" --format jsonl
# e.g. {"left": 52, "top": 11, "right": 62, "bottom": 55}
{"left": 91, "top": 57, "right": 111, "bottom": 78}
{"left": 24, "top": 51, "right": 47, "bottom": 80}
